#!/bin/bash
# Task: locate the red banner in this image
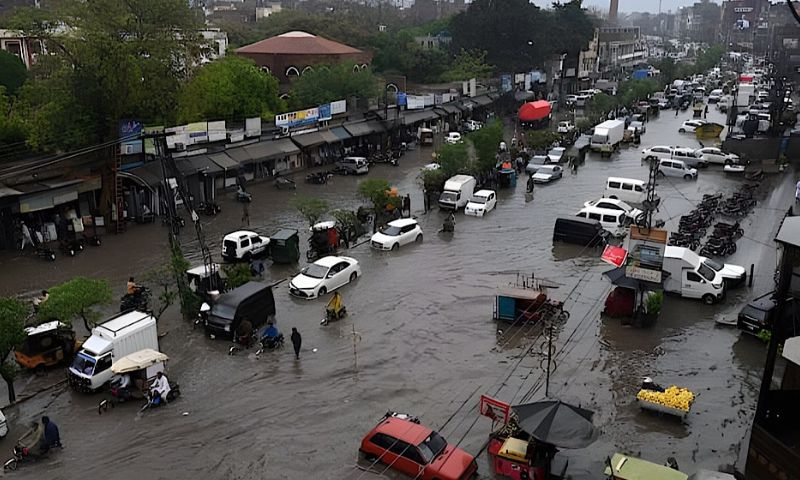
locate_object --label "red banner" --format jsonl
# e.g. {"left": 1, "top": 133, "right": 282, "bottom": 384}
{"left": 479, "top": 395, "right": 511, "bottom": 424}
{"left": 601, "top": 245, "right": 628, "bottom": 268}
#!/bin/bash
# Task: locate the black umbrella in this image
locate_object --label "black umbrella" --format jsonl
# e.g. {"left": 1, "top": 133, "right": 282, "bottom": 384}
{"left": 511, "top": 400, "right": 596, "bottom": 449}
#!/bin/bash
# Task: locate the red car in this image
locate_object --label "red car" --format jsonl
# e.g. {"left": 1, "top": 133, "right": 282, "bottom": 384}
{"left": 360, "top": 413, "right": 477, "bottom": 480}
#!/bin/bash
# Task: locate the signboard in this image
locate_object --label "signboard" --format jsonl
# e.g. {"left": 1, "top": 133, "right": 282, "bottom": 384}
{"left": 407, "top": 95, "right": 425, "bottom": 110}
{"left": 434, "top": 94, "right": 443, "bottom": 105}
{"left": 275, "top": 107, "right": 319, "bottom": 128}
{"left": 142, "top": 125, "right": 164, "bottom": 155}
{"left": 318, "top": 103, "right": 332, "bottom": 122}
{"left": 330, "top": 99, "right": 346, "bottom": 115}
{"left": 187, "top": 122, "right": 208, "bottom": 145}
{"left": 514, "top": 73, "right": 525, "bottom": 84}
{"left": 165, "top": 125, "right": 189, "bottom": 149}
{"left": 524, "top": 74, "right": 531, "bottom": 91}
{"left": 626, "top": 266, "right": 663, "bottom": 283}
{"left": 397, "top": 92, "right": 407, "bottom": 106}
{"left": 245, "top": 117, "right": 261, "bottom": 138}
{"left": 624, "top": 226, "right": 667, "bottom": 285}
{"left": 208, "top": 121, "right": 226, "bottom": 142}
{"left": 734, "top": 7, "right": 753, "bottom": 13}
{"left": 479, "top": 395, "right": 511, "bottom": 424}
{"left": 423, "top": 94, "right": 435, "bottom": 106}
{"left": 500, "top": 74, "right": 513, "bottom": 93}
{"left": 119, "top": 119, "right": 143, "bottom": 155}
{"left": 601, "top": 245, "right": 628, "bottom": 268}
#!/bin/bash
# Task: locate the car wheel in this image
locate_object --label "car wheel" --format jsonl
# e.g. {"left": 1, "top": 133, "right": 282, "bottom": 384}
{"left": 702, "top": 294, "right": 716, "bottom": 305}
{"left": 415, "top": 234, "right": 423, "bottom": 243}
{"left": 363, "top": 452, "right": 377, "bottom": 462}
{"left": 679, "top": 128, "right": 685, "bottom": 133}
{"left": 318, "top": 287, "right": 327, "bottom": 296}
{"left": 684, "top": 174, "right": 692, "bottom": 180}
{"left": 391, "top": 243, "right": 399, "bottom": 251}
{"left": 349, "top": 272, "right": 357, "bottom": 283}
{"left": 724, "top": 159, "right": 732, "bottom": 166}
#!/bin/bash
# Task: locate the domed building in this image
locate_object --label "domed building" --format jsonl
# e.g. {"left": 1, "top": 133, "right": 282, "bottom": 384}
{"left": 235, "top": 31, "right": 372, "bottom": 85}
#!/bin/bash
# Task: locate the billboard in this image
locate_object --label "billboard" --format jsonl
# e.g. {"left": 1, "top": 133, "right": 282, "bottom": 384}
{"left": 245, "top": 117, "right": 261, "bottom": 138}
{"left": 187, "top": 122, "right": 208, "bottom": 145}
{"left": 330, "top": 99, "right": 347, "bottom": 115}
{"left": 624, "top": 227, "right": 667, "bottom": 284}
{"left": 165, "top": 125, "right": 189, "bottom": 149}
{"left": 208, "top": 121, "right": 226, "bottom": 142}
{"left": 143, "top": 125, "right": 164, "bottom": 155}
{"left": 397, "top": 92, "right": 407, "bottom": 106}
{"left": 407, "top": 95, "right": 425, "bottom": 110}
{"left": 318, "top": 103, "right": 332, "bottom": 122}
{"left": 119, "top": 119, "right": 143, "bottom": 155}
{"left": 275, "top": 108, "right": 319, "bottom": 128}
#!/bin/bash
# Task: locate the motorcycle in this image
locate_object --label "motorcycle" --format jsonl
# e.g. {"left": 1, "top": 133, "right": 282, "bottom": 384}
{"left": 3, "top": 422, "right": 61, "bottom": 471}
{"left": 120, "top": 286, "right": 151, "bottom": 313}
{"left": 59, "top": 238, "right": 84, "bottom": 257}
{"left": 305, "top": 172, "right": 332, "bottom": 185}
{"left": 198, "top": 201, "right": 222, "bottom": 215}
{"left": 33, "top": 245, "right": 56, "bottom": 262}
{"left": 274, "top": 176, "right": 296, "bottom": 190}
{"left": 139, "top": 383, "right": 181, "bottom": 413}
{"left": 255, "top": 333, "right": 285, "bottom": 356}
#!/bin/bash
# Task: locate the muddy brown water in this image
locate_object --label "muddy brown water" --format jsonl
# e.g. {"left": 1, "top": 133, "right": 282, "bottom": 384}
{"left": 0, "top": 107, "right": 789, "bottom": 479}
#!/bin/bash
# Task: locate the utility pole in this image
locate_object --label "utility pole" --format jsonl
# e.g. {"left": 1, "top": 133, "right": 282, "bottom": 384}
{"left": 545, "top": 321, "right": 553, "bottom": 397}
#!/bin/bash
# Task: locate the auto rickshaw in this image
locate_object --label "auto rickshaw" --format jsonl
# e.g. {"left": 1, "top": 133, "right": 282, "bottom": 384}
{"left": 268, "top": 229, "right": 300, "bottom": 264}
{"left": 186, "top": 263, "right": 225, "bottom": 301}
{"left": 98, "top": 348, "right": 180, "bottom": 414}
{"left": 322, "top": 292, "right": 347, "bottom": 325}
{"left": 14, "top": 322, "right": 79, "bottom": 374}
{"left": 604, "top": 453, "right": 687, "bottom": 480}
{"left": 308, "top": 221, "right": 340, "bottom": 261}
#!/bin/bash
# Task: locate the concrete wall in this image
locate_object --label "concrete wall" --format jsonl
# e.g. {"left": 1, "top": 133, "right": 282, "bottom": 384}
{"left": 722, "top": 136, "right": 800, "bottom": 161}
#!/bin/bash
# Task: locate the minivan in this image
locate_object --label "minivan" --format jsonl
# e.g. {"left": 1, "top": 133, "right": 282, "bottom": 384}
{"left": 658, "top": 159, "right": 697, "bottom": 179}
{"left": 203, "top": 282, "right": 276, "bottom": 338}
{"left": 553, "top": 217, "right": 609, "bottom": 247}
{"left": 603, "top": 177, "right": 647, "bottom": 204}
{"left": 336, "top": 156, "right": 369, "bottom": 175}
{"left": 576, "top": 207, "right": 631, "bottom": 237}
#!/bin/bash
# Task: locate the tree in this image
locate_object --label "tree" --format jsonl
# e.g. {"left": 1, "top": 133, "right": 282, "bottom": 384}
{"left": 223, "top": 264, "right": 254, "bottom": 290}
{"left": 38, "top": 277, "right": 112, "bottom": 332}
{"left": 0, "top": 87, "right": 27, "bottom": 147}
{"left": 168, "top": 243, "right": 202, "bottom": 320}
{"left": 0, "top": 51, "right": 27, "bottom": 96}
{"left": 177, "top": 56, "right": 285, "bottom": 124}
{"left": 467, "top": 119, "right": 503, "bottom": 172}
{"left": 331, "top": 209, "right": 364, "bottom": 248}
{"left": 358, "top": 178, "right": 391, "bottom": 232}
{"left": 0, "top": 298, "right": 28, "bottom": 404}
{"left": 291, "top": 196, "right": 329, "bottom": 227}
{"left": 290, "top": 62, "right": 379, "bottom": 109}
{"left": 142, "top": 263, "right": 178, "bottom": 321}
{"left": 439, "top": 50, "right": 494, "bottom": 82}
{"left": 11, "top": 0, "right": 203, "bottom": 151}
{"left": 525, "top": 130, "right": 561, "bottom": 151}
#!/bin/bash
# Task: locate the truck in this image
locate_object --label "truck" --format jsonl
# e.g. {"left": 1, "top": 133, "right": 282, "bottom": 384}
{"left": 736, "top": 83, "right": 755, "bottom": 109}
{"left": 68, "top": 310, "right": 159, "bottom": 392}
{"left": 438, "top": 175, "right": 476, "bottom": 210}
{"left": 662, "top": 246, "right": 725, "bottom": 304}
{"left": 590, "top": 119, "right": 625, "bottom": 156}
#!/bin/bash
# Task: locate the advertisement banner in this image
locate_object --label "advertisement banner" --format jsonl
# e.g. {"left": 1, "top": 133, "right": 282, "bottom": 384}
{"left": 479, "top": 395, "right": 511, "bottom": 424}
{"left": 423, "top": 94, "right": 435, "bottom": 107}
{"left": 434, "top": 94, "right": 443, "bottom": 105}
{"left": 165, "top": 125, "right": 189, "bottom": 149}
{"left": 397, "top": 92, "right": 407, "bottom": 106}
{"left": 469, "top": 78, "right": 477, "bottom": 97}
{"left": 187, "top": 122, "right": 208, "bottom": 145}
{"left": 245, "top": 117, "right": 261, "bottom": 138}
{"left": 525, "top": 74, "right": 531, "bottom": 91}
{"left": 407, "top": 95, "right": 425, "bottom": 110}
{"left": 330, "top": 99, "right": 347, "bottom": 115}
{"left": 318, "top": 103, "right": 332, "bottom": 122}
{"left": 143, "top": 125, "right": 164, "bottom": 155}
{"left": 624, "top": 226, "right": 667, "bottom": 284}
{"left": 275, "top": 107, "right": 319, "bottom": 128}
{"left": 119, "top": 119, "right": 143, "bottom": 155}
{"left": 514, "top": 73, "right": 525, "bottom": 84}
{"left": 208, "top": 121, "right": 226, "bottom": 142}
{"left": 601, "top": 245, "right": 628, "bottom": 268}
{"left": 500, "top": 75, "right": 512, "bottom": 93}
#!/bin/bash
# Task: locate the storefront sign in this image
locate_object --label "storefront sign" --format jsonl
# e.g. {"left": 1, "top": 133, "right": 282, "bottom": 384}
{"left": 407, "top": 95, "right": 425, "bottom": 110}
{"left": 479, "top": 395, "right": 511, "bottom": 424}
{"left": 625, "top": 226, "right": 667, "bottom": 285}
{"left": 330, "top": 99, "right": 347, "bottom": 115}
{"left": 275, "top": 108, "right": 319, "bottom": 128}
{"left": 187, "top": 122, "right": 208, "bottom": 144}
{"left": 626, "top": 266, "right": 663, "bottom": 283}
{"left": 119, "top": 119, "right": 143, "bottom": 155}
{"left": 500, "top": 74, "right": 513, "bottom": 93}
{"left": 601, "top": 245, "right": 628, "bottom": 268}
{"left": 245, "top": 117, "right": 261, "bottom": 138}
{"left": 397, "top": 92, "right": 407, "bottom": 106}
{"left": 208, "top": 121, "right": 226, "bottom": 142}
{"left": 143, "top": 125, "right": 164, "bottom": 155}
{"left": 318, "top": 103, "right": 332, "bottom": 122}
{"left": 165, "top": 125, "right": 189, "bottom": 149}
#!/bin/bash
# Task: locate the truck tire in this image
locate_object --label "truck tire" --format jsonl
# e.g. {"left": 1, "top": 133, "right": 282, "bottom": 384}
{"left": 702, "top": 294, "right": 716, "bottom": 305}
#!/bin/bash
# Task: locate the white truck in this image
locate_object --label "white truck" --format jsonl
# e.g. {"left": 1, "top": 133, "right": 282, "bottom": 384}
{"left": 438, "top": 175, "right": 476, "bottom": 210}
{"left": 662, "top": 246, "right": 725, "bottom": 304}
{"left": 68, "top": 310, "right": 159, "bottom": 392}
{"left": 736, "top": 84, "right": 755, "bottom": 109}
{"left": 590, "top": 119, "right": 625, "bottom": 156}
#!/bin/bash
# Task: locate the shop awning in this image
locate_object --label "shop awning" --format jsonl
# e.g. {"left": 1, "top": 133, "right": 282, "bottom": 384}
{"left": 291, "top": 131, "right": 327, "bottom": 149}
{"left": 437, "top": 104, "right": 461, "bottom": 115}
{"left": 320, "top": 129, "right": 341, "bottom": 144}
{"left": 472, "top": 95, "right": 493, "bottom": 107}
{"left": 208, "top": 152, "right": 239, "bottom": 172}
{"left": 344, "top": 121, "right": 385, "bottom": 138}
{"left": 457, "top": 101, "right": 474, "bottom": 111}
{"left": 245, "top": 138, "right": 301, "bottom": 161}
{"left": 19, "top": 183, "right": 81, "bottom": 213}
{"left": 402, "top": 109, "right": 440, "bottom": 125}
{"left": 226, "top": 146, "right": 252, "bottom": 165}
{"left": 603, "top": 267, "right": 665, "bottom": 290}
{"left": 127, "top": 161, "right": 164, "bottom": 187}
{"left": 330, "top": 126, "right": 351, "bottom": 141}
{"left": 183, "top": 155, "right": 224, "bottom": 176}
{"left": 0, "top": 183, "right": 22, "bottom": 199}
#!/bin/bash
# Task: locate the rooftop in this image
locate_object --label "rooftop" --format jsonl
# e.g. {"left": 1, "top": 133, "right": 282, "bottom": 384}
{"left": 236, "top": 31, "right": 364, "bottom": 56}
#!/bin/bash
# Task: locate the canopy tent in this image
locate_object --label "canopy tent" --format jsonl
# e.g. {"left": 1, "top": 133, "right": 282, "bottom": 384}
{"left": 512, "top": 400, "right": 596, "bottom": 449}
{"left": 518, "top": 101, "right": 552, "bottom": 122}
{"left": 111, "top": 348, "right": 169, "bottom": 374}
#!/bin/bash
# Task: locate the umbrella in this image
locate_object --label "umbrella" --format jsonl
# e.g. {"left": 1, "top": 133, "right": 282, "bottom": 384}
{"left": 512, "top": 400, "right": 596, "bottom": 449}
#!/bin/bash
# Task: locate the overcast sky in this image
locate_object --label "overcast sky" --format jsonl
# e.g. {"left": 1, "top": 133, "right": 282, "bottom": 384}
{"left": 531, "top": 0, "right": 719, "bottom": 13}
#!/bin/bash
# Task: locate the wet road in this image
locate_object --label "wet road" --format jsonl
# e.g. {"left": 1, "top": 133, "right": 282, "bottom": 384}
{"left": 0, "top": 106, "right": 793, "bottom": 479}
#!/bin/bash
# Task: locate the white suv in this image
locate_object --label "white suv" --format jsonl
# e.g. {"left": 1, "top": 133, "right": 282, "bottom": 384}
{"left": 658, "top": 159, "right": 697, "bottom": 179}
{"left": 695, "top": 147, "right": 740, "bottom": 165}
{"left": 642, "top": 146, "right": 706, "bottom": 168}
{"left": 641, "top": 146, "right": 673, "bottom": 161}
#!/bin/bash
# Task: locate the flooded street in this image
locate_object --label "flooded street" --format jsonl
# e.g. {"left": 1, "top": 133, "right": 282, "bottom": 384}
{"left": 0, "top": 106, "right": 792, "bottom": 480}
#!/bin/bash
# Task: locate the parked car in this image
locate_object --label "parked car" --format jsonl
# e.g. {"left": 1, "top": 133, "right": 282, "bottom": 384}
{"left": 576, "top": 206, "right": 631, "bottom": 237}
{"left": 679, "top": 119, "right": 706, "bottom": 133}
{"left": 464, "top": 190, "right": 497, "bottom": 217}
{"left": 658, "top": 159, "right": 698, "bottom": 179}
{"left": 553, "top": 217, "right": 609, "bottom": 247}
{"left": 642, "top": 145, "right": 706, "bottom": 167}
{"left": 547, "top": 147, "right": 566, "bottom": 163}
{"left": 657, "top": 98, "right": 670, "bottom": 109}
{"left": 445, "top": 132, "right": 463, "bottom": 144}
{"left": 532, "top": 165, "right": 563, "bottom": 183}
{"left": 564, "top": 94, "right": 578, "bottom": 105}
{"left": 221, "top": 230, "right": 270, "bottom": 261}
{"left": 525, "top": 155, "right": 549, "bottom": 174}
{"left": 288, "top": 256, "right": 361, "bottom": 299}
{"left": 370, "top": 218, "right": 423, "bottom": 250}
{"left": 629, "top": 121, "right": 646, "bottom": 135}
{"left": 695, "top": 147, "right": 740, "bottom": 166}
{"left": 708, "top": 89, "right": 723, "bottom": 103}
{"left": 557, "top": 121, "right": 575, "bottom": 133}
{"left": 737, "top": 291, "right": 778, "bottom": 335}
{"left": 463, "top": 120, "right": 482, "bottom": 132}
{"left": 641, "top": 145, "right": 674, "bottom": 161}
{"left": 359, "top": 413, "right": 478, "bottom": 480}
{"left": 336, "top": 156, "right": 369, "bottom": 175}
{"left": 583, "top": 198, "right": 644, "bottom": 222}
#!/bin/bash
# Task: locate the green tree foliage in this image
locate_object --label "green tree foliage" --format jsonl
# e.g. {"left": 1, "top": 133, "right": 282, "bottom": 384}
{"left": 169, "top": 243, "right": 201, "bottom": 319}
{"left": 11, "top": 0, "right": 203, "bottom": 151}
{"left": 618, "top": 79, "right": 661, "bottom": 107}
{"left": 223, "top": 263, "right": 254, "bottom": 290}
{"left": 331, "top": 209, "right": 364, "bottom": 248}
{"left": 358, "top": 178, "right": 391, "bottom": 212}
{"left": 435, "top": 142, "right": 470, "bottom": 177}
{"left": 178, "top": 57, "right": 284, "bottom": 124}
{"left": 439, "top": 50, "right": 494, "bottom": 82}
{"left": 38, "top": 277, "right": 112, "bottom": 332}
{"left": 291, "top": 196, "right": 329, "bottom": 227}
{"left": 467, "top": 119, "right": 503, "bottom": 172}
{"left": 0, "top": 51, "right": 27, "bottom": 95}
{"left": 0, "top": 298, "right": 28, "bottom": 404}
{"left": 525, "top": 130, "right": 561, "bottom": 151}
{"left": 0, "top": 87, "right": 27, "bottom": 147}
{"left": 290, "top": 63, "right": 378, "bottom": 109}
{"left": 370, "top": 31, "right": 451, "bottom": 83}
{"left": 142, "top": 263, "right": 178, "bottom": 321}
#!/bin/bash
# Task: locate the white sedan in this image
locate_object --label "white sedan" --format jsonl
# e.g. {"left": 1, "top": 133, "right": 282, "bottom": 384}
{"left": 532, "top": 165, "right": 563, "bottom": 183}
{"left": 694, "top": 147, "right": 740, "bottom": 165}
{"left": 289, "top": 256, "right": 361, "bottom": 299}
{"left": 464, "top": 190, "right": 497, "bottom": 217}
{"left": 678, "top": 119, "right": 706, "bottom": 133}
{"left": 370, "top": 218, "right": 423, "bottom": 251}
{"left": 445, "top": 132, "right": 463, "bottom": 144}
{"left": 584, "top": 198, "right": 644, "bottom": 222}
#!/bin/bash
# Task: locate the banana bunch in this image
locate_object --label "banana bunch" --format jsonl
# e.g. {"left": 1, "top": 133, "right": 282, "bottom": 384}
{"left": 636, "top": 386, "right": 695, "bottom": 412}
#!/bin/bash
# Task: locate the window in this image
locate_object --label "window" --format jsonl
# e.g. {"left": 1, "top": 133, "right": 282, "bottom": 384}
{"left": 389, "top": 440, "right": 411, "bottom": 456}
{"left": 95, "top": 354, "right": 112, "bottom": 374}
{"left": 241, "top": 238, "right": 250, "bottom": 248}
{"left": 3, "top": 41, "right": 21, "bottom": 58}
{"left": 608, "top": 181, "right": 621, "bottom": 189}
{"left": 603, "top": 214, "right": 618, "bottom": 223}
{"left": 285, "top": 66, "right": 300, "bottom": 77}
{"left": 401, "top": 225, "right": 416, "bottom": 234}
{"left": 635, "top": 185, "right": 644, "bottom": 192}
{"left": 686, "top": 271, "right": 702, "bottom": 282}
{"left": 370, "top": 433, "right": 395, "bottom": 450}
{"left": 576, "top": 212, "right": 587, "bottom": 218}
{"left": 599, "top": 203, "right": 621, "bottom": 211}
{"left": 622, "top": 183, "right": 633, "bottom": 191}
{"left": 589, "top": 213, "right": 602, "bottom": 221}
{"left": 251, "top": 236, "right": 261, "bottom": 245}
{"left": 654, "top": 147, "right": 669, "bottom": 154}
{"left": 402, "top": 446, "right": 425, "bottom": 464}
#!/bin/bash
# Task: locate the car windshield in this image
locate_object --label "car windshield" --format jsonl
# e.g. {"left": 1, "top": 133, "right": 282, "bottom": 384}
{"left": 417, "top": 432, "right": 447, "bottom": 464}
{"left": 380, "top": 225, "right": 403, "bottom": 236}
{"left": 703, "top": 259, "right": 723, "bottom": 271}
{"left": 698, "top": 263, "right": 716, "bottom": 282}
{"left": 740, "top": 305, "right": 767, "bottom": 321}
{"left": 302, "top": 264, "right": 329, "bottom": 279}
{"left": 71, "top": 353, "right": 96, "bottom": 375}
{"left": 440, "top": 192, "right": 458, "bottom": 202}
{"left": 471, "top": 196, "right": 488, "bottom": 204}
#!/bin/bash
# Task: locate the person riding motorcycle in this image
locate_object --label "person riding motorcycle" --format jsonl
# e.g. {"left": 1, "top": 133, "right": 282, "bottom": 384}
{"left": 40, "top": 416, "right": 61, "bottom": 453}
{"left": 260, "top": 323, "right": 284, "bottom": 349}
{"left": 149, "top": 371, "right": 171, "bottom": 405}
{"left": 127, "top": 277, "right": 140, "bottom": 295}
{"left": 442, "top": 212, "right": 456, "bottom": 233}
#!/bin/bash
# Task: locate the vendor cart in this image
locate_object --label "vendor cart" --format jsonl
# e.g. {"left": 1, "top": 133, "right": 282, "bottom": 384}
{"left": 14, "top": 322, "right": 79, "bottom": 373}
{"left": 635, "top": 379, "right": 694, "bottom": 420}
{"left": 307, "top": 221, "right": 340, "bottom": 261}
{"left": 605, "top": 453, "right": 688, "bottom": 480}
{"left": 494, "top": 275, "right": 568, "bottom": 324}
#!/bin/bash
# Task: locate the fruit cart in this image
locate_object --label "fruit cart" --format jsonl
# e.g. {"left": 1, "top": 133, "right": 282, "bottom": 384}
{"left": 635, "top": 379, "right": 695, "bottom": 420}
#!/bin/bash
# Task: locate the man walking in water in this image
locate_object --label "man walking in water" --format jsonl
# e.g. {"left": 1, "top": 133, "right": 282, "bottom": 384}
{"left": 291, "top": 327, "right": 302, "bottom": 359}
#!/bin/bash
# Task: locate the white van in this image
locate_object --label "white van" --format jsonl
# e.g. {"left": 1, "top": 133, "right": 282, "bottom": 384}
{"left": 603, "top": 177, "right": 647, "bottom": 204}
{"left": 336, "top": 156, "right": 369, "bottom": 175}
{"left": 575, "top": 207, "right": 631, "bottom": 237}
{"left": 658, "top": 159, "right": 697, "bottom": 179}
{"left": 438, "top": 175, "right": 477, "bottom": 210}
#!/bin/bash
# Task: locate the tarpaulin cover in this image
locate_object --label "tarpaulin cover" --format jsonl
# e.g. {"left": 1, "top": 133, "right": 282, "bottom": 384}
{"left": 512, "top": 400, "right": 596, "bottom": 449}
{"left": 518, "top": 101, "right": 551, "bottom": 122}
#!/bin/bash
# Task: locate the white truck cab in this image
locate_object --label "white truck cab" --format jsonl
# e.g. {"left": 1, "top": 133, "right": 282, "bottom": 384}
{"left": 663, "top": 246, "right": 725, "bottom": 304}
{"left": 438, "top": 175, "right": 476, "bottom": 210}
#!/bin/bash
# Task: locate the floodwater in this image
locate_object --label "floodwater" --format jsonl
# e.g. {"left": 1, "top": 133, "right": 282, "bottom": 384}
{"left": 0, "top": 106, "right": 792, "bottom": 480}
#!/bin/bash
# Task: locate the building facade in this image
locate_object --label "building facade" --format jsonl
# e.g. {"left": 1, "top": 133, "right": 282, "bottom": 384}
{"left": 597, "top": 26, "right": 647, "bottom": 76}
{"left": 0, "top": 29, "right": 45, "bottom": 70}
